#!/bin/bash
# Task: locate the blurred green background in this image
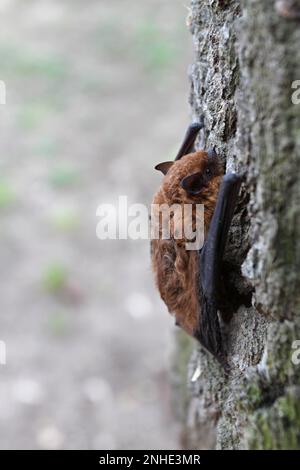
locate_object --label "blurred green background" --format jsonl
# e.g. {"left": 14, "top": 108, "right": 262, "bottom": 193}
{"left": 0, "top": 0, "right": 191, "bottom": 449}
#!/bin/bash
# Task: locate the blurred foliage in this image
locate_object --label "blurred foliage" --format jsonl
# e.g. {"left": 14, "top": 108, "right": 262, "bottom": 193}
{"left": 94, "top": 17, "right": 184, "bottom": 75}
{"left": 34, "top": 138, "right": 60, "bottom": 159}
{"left": 48, "top": 311, "right": 69, "bottom": 337}
{"left": 48, "top": 165, "right": 81, "bottom": 189}
{"left": 0, "top": 45, "right": 67, "bottom": 80}
{"left": 50, "top": 208, "right": 80, "bottom": 233}
{"left": 0, "top": 180, "right": 16, "bottom": 209}
{"left": 0, "top": 0, "right": 188, "bottom": 449}
{"left": 134, "top": 22, "right": 177, "bottom": 72}
{"left": 43, "top": 263, "right": 68, "bottom": 293}
{"left": 18, "top": 101, "right": 59, "bottom": 130}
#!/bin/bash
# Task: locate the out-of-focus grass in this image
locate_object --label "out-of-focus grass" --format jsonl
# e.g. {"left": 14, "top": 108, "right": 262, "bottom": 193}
{"left": 0, "top": 180, "right": 16, "bottom": 209}
{"left": 48, "top": 165, "right": 81, "bottom": 189}
{"left": 18, "top": 101, "right": 60, "bottom": 131}
{"left": 0, "top": 45, "right": 67, "bottom": 80}
{"left": 49, "top": 208, "right": 81, "bottom": 233}
{"left": 43, "top": 263, "right": 68, "bottom": 293}
{"left": 47, "top": 311, "right": 69, "bottom": 337}
{"left": 134, "top": 22, "right": 177, "bottom": 72}
{"left": 34, "top": 138, "right": 60, "bottom": 159}
{"left": 94, "top": 20, "right": 123, "bottom": 56}
{"left": 94, "top": 18, "right": 184, "bottom": 75}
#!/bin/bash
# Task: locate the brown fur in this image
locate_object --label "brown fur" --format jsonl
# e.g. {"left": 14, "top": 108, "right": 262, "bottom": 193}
{"left": 151, "top": 151, "right": 223, "bottom": 337}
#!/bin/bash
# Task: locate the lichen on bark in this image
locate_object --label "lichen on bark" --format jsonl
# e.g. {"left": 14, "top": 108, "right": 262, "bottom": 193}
{"left": 176, "top": 0, "right": 300, "bottom": 449}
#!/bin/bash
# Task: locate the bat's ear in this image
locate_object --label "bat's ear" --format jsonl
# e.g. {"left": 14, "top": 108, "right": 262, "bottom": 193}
{"left": 181, "top": 172, "right": 204, "bottom": 195}
{"left": 154, "top": 161, "right": 174, "bottom": 175}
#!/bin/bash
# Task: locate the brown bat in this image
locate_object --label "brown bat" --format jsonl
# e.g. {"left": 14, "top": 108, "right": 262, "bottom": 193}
{"left": 151, "top": 123, "right": 242, "bottom": 364}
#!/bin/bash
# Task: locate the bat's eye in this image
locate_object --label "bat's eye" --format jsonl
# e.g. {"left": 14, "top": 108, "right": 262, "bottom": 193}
{"left": 205, "top": 168, "right": 211, "bottom": 176}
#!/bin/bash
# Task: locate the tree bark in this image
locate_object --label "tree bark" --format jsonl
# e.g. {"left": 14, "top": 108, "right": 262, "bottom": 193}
{"left": 178, "top": 0, "right": 300, "bottom": 450}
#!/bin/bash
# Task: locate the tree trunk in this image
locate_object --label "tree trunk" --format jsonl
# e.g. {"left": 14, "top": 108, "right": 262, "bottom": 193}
{"left": 177, "top": 0, "right": 300, "bottom": 450}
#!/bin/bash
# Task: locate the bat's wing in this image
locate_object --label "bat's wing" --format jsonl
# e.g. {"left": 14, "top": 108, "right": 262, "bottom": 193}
{"left": 195, "top": 173, "right": 242, "bottom": 364}
{"left": 175, "top": 121, "right": 203, "bottom": 161}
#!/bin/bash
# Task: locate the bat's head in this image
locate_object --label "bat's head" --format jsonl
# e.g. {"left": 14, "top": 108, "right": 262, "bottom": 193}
{"left": 154, "top": 149, "right": 223, "bottom": 206}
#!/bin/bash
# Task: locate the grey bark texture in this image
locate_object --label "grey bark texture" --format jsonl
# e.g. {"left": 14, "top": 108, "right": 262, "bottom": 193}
{"left": 176, "top": 0, "right": 300, "bottom": 450}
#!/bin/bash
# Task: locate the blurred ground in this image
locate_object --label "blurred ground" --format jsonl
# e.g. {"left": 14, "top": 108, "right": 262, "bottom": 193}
{"left": 0, "top": 0, "right": 191, "bottom": 449}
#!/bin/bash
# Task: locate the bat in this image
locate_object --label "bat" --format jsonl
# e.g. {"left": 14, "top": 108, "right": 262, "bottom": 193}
{"left": 151, "top": 123, "right": 242, "bottom": 366}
